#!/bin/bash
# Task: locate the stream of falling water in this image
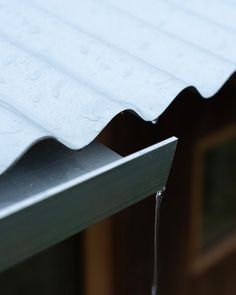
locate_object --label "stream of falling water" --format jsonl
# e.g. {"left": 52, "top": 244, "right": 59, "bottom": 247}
{"left": 151, "top": 188, "right": 165, "bottom": 295}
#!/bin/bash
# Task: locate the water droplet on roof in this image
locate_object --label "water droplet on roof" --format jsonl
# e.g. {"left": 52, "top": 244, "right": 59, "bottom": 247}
{"left": 18, "top": 56, "right": 29, "bottom": 64}
{"left": 2, "top": 55, "right": 15, "bottom": 65}
{"left": 90, "top": 8, "right": 97, "bottom": 14}
{"left": 100, "top": 63, "right": 111, "bottom": 71}
{"left": 28, "top": 71, "right": 41, "bottom": 81}
{"left": 123, "top": 69, "right": 133, "bottom": 77}
{"left": 151, "top": 119, "right": 158, "bottom": 124}
{"left": 32, "top": 96, "right": 41, "bottom": 103}
{"left": 52, "top": 86, "right": 60, "bottom": 98}
{"left": 0, "top": 77, "right": 5, "bottom": 84}
{"left": 80, "top": 45, "right": 90, "bottom": 55}
{"left": 29, "top": 25, "right": 40, "bottom": 34}
{"left": 139, "top": 42, "right": 150, "bottom": 51}
{"left": 52, "top": 81, "right": 66, "bottom": 99}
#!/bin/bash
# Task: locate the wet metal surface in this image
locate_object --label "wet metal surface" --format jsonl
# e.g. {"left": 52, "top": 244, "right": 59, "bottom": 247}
{"left": 0, "top": 0, "right": 236, "bottom": 174}
{"left": 0, "top": 137, "right": 177, "bottom": 272}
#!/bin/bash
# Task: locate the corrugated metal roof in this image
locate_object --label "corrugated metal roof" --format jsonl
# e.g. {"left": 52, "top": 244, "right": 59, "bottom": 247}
{"left": 0, "top": 0, "right": 236, "bottom": 175}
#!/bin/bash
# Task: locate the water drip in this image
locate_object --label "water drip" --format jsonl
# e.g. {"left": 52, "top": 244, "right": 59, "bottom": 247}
{"left": 151, "top": 187, "right": 165, "bottom": 295}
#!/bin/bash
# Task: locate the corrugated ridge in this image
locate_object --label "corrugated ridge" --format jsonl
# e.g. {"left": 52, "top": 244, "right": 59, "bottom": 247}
{"left": 0, "top": 0, "right": 236, "bottom": 175}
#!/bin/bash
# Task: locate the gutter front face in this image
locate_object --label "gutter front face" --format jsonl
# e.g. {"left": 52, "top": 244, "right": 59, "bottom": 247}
{"left": 0, "top": 137, "right": 177, "bottom": 272}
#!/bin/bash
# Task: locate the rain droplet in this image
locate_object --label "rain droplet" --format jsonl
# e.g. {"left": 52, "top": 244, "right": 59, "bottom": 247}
{"left": 151, "top": 119, "right": 158, "bottom": 124}
{"left": 123, "top": 68, "right": 133, "bottom": 78}
{"left": 52, "top": 86, "right": 60, "bottom": 98}
{"left": 80, "top": 45, "right": 90, "bottom": 55}
{"left": 159, "top": 20, "right": 166, "bottom": 27}
{"left": 88, "top": 115, "right": 101, "bottom": 122}
{"left": 88, "top": 39, "right": 96, "bottom": 45}
{"left": 100, "top": 63, "right": 111, "bottom": 71}
{"left": 28, "top": 70, "right": 41, "bottom": 81}
{"left": 0, "top": 77, "right": 5, "bottom": 84}
{"left": 32, "top": 96, "right": 41, "bottom": 103}
{"left": 0, "top": 3, "right": 6, "bottom": 10}
{"left": 136, "top": 22, "right": 145, "bottom": 29}
{"left": 139, "top": 42, "right": 150, "bottom": 51}
{"left": 29, "top": 25, "right": 40, "bottom": 35}
{"left": 2, "top": 55, "right": 15, "bottom": 65}
{"left": 18, "top": 56, "right": 29, "bottom": 64}
{"left": 90, "top": 8, "right": 97, "bottom": 14}
{"left": 52, "top": 82, "right": 65, "bottom": 99}
{"left": 152, "top": 188, "right": 165, "bottom": 295}
{"left": 22, "top": 17, "right": 29, "bottom": 26}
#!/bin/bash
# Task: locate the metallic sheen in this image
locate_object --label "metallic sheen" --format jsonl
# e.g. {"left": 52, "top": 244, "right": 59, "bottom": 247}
{"left": 0, "top": 137, "right": 177, "bottom": 272}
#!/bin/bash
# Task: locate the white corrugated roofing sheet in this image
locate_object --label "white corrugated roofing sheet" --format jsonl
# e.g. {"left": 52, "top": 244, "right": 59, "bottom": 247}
{"left": 0, "top": 0, "right": 236, "bottom": 175}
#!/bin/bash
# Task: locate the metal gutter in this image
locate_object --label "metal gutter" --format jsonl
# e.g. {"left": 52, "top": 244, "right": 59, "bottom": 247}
{"left": 0, "top": 137, "right": 177, "bottom": 272}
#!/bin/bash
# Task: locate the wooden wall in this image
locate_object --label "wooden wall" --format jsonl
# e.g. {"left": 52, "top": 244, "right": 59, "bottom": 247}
{"left": 84, "top": 76, "right": 236, "bottom": 295}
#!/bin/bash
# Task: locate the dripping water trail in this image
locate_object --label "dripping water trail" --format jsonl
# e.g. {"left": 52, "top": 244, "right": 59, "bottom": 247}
{"left": 151, "top": 187, "right": 165, "bottom": 295}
